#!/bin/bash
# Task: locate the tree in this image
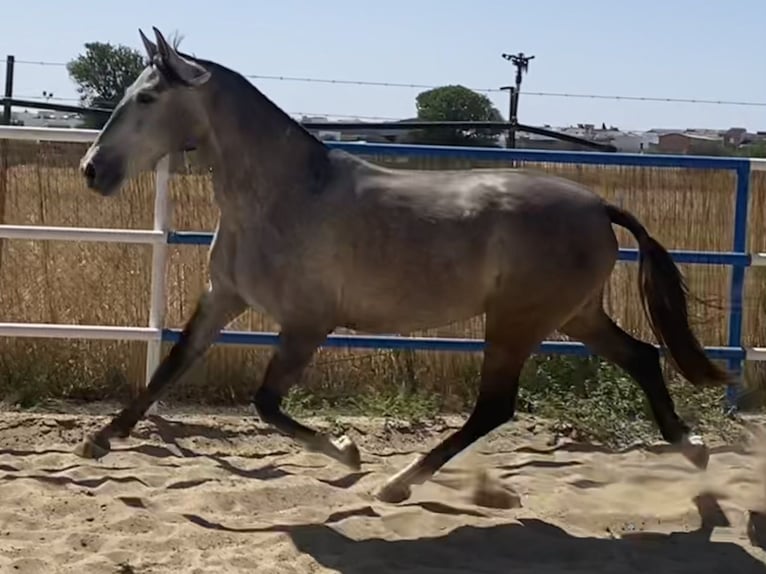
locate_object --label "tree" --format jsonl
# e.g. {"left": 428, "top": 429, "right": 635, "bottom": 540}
{"left": 405, "top": 85, "right": 504, "bottom": 147}
{"left": 66, "top": 42, "right": 146, "bottom": 128}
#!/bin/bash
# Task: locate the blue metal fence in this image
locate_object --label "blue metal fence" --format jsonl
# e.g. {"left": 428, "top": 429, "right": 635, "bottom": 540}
{"left": 163, "top": 142, "right": 760, "bottom": 408}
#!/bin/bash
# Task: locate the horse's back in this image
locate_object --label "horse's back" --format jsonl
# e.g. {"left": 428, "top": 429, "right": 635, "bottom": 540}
{"left": 331, "top": 151, "right": 605, "bottom": 221}
{"left": 331, "top": 153, "right": 616, "bottom": 270}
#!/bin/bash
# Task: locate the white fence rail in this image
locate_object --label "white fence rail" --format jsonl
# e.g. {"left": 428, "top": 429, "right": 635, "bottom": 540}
{"left": 0, "top": 126, "right": 170, "bottom": 386}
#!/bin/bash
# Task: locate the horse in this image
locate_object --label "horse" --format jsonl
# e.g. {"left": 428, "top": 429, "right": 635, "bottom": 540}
{"left": 74, "top": 27, "right": 731, "bottom": 503}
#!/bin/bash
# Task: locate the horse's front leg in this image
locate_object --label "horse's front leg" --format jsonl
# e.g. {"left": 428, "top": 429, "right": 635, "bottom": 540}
{"left": 74, "top": 285, "right": 247, "bottom": 459}
{"left": 252, "top": 326, "right": 362, "bottom": 470}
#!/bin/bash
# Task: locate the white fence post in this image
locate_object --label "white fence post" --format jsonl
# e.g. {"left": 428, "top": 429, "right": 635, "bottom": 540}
{"left": 143, "top": 155, "right": 171, "bottom": 394}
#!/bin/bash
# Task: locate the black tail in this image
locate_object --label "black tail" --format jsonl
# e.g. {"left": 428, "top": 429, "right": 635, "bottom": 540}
{"left": 605, "top": 203, "right": 731, "bottom": 386}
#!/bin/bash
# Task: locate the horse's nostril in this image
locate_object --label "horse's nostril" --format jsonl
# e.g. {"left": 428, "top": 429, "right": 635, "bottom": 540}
{"left": 83, "top": 161, "right": 96, "bottom": 182}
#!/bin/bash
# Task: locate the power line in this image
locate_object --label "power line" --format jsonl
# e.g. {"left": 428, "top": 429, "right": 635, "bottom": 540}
{"left": 12, "top": 58, "right": 766, "bottom": 108}
{"left": 246, "top": 76, "right": 766, "bottom": 108}
{"left": 246, "top": 73, "right": 463, "bottom": 91}
{"left": 521, "top": 91, "right": 766, "bottom": 107}
{"left": 16, "top": 94, "right": 79, "bottom": 102}
{"left": 15, "top": 59, "right": 68, "bottom": 67}
{"left": 243, "top": 74, "right": 766, "bottom": 108}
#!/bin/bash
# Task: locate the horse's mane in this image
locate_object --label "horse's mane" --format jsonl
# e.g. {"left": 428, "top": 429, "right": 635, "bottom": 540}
{"left": 175, "top": 48, "right": 327, "bottom": 151}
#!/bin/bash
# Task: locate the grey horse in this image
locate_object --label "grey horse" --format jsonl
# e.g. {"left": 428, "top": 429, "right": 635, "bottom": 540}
{"left": 75, "top": 27, "right": 730, "bottom": 503}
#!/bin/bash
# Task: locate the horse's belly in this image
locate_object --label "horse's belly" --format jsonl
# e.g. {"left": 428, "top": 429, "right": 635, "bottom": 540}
{"left": 337, "top": 271, "right": 491, "bottom": 334}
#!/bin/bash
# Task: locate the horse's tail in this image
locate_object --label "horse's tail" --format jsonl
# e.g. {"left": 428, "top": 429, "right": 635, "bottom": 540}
{"left": 605, "top": 203, "right": 731, "bottom": 386}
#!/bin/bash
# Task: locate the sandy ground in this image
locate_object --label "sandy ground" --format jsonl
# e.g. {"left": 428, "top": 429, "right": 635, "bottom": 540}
{"left": 0, "top": 403, "right": 765, "bottom": 573}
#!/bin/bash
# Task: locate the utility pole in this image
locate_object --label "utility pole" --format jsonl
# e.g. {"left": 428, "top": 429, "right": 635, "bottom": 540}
{"left": 3, "top": 55, "right": 15, "bottom": 125}
{"left": 499, "top": 52, "right": 534, "bottom": 149}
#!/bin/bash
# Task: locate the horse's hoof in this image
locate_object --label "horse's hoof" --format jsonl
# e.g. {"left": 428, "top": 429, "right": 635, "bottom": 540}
{"left": 74, "top": 434, "right": 111, "bottom": 460}
{"left": 334, "top": 435, "right": 361, "bottom": 471}
{"left": 681, "top": 434, "right": 709, "bottom": 470}
{"left": 376, "top": 480, "right": 412, "bottom": 504}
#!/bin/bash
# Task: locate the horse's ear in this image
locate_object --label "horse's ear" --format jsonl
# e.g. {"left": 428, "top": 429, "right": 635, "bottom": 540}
{"left": 152, "top": 26, "right": 211, "bottom": 87}
{"left": 138, "top": 28, "right": 157, "bottom": 62}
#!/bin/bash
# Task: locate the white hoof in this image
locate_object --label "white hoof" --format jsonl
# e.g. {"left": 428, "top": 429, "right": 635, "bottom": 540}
{"left": 332, "top": 435, "right": 361, "bottom": 470}
{"left": 306, "top": 433, "right": 362, "bottom": 470}
{"left": 681, "top": 434, "right": 709, "bottom": 470}
{"left": 376, "top": 479, "right": 412, "bottom": 504}
{"left": 375, "top": 454, "right": 427, "bottom": 503}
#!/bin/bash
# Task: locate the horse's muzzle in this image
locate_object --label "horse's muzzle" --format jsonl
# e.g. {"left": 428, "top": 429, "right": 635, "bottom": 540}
{"left": 82, "top": 159, "right": 97, "bottom": 188}
{"left": 80, "top": 152, "right": 124, "bottom": 196}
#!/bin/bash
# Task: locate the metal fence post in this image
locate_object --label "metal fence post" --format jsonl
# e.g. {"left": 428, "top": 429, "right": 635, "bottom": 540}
{"left": 143, "top": 155, "right": 171, "bottom": 396}
{"left": 0, "top": 56, "right": 14, "bottom": 276}
{"left": 725, "top": 162, "right": 752, "bottom": 412}
{"left": 2, "top": 56, "right": 14, "bottom": 126}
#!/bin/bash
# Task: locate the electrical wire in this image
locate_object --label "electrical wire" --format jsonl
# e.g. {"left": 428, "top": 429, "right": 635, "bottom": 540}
{"left": 12, "top": 58, "right": 766, "bottom": 108}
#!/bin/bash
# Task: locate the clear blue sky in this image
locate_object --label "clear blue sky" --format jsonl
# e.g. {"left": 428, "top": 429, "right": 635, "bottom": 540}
{"left": 2, "top": 0, "right": 764, "bottom": 131}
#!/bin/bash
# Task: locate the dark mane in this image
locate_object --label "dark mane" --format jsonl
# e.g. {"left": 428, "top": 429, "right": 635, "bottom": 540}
{"left": 179, "top": 51, "right": 328, "bottom": 152}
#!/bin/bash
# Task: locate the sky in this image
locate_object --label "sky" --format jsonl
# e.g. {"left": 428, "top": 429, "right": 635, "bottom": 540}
{"left": 2, "top": 0, "right": 765, "bottom": 131}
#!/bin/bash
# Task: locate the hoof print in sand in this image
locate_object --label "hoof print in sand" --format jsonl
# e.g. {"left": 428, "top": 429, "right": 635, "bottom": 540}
{"left": 73, "top": 435, "right": 111, "bottom": 460}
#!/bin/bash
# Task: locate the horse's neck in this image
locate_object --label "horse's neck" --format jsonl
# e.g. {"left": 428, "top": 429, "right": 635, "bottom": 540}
{"left": 202, "top": 88, "right": 326, "bottom": 222}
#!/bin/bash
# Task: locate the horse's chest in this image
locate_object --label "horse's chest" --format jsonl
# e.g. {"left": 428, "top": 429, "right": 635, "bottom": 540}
{"left": 213, "top": 217, "right": 335, "bottom": 325}
{"left": 230, "top": 244, "right": 283, "bottom": 313}
{"left": 233, "top": 235, "right": 324, "bottom": 323}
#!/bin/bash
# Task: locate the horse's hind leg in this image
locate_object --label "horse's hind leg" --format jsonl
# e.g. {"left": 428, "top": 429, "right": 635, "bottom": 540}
{"left": 376, "top": 314, "right": 532, "bottom": 503}
{"left": 560, "top": 293, "right": 709, "bottom": 469}
{"left": 251, "top": 326, "right": 361, "bottom": 470}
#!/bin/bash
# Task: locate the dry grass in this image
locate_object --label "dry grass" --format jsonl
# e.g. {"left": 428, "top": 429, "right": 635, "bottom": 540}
{"left": 0, "top": 139, "right": 763, "bottom": 412}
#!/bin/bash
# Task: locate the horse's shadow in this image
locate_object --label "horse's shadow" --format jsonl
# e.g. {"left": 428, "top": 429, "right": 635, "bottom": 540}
{"left": 184, "top": 512, "right": 766, "bottom": 574}
{"left": 129, "top": 414, "right": 373, "bottom": 488}
{"left": 286, "top": 520, "right": 765, "bottom": 574}
{"left": 178, "top": 491, "right": 766, "bottom": 573}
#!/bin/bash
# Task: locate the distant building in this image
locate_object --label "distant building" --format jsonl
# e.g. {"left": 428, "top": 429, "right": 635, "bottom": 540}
{"left": 516, "top": 130, "right": 578, "bottom": 150}
{"left": 10, "top": 109, "right": 83, "bottom": 128}
{"left": 610, "top": 132, "right": 659, "bottom": 153}
{"left": 655, "top": 132, "right": 724, "bottom": 155}
{"left": 299, "top": 115, "right": 423, "bottom": 144}
{"left": 723, "top": 127, "right": 748, "bottom": 147}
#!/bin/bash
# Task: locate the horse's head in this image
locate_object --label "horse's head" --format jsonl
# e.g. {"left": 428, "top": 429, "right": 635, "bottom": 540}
{"left": 80, "top": 27, "right": 211, "bottom": 197}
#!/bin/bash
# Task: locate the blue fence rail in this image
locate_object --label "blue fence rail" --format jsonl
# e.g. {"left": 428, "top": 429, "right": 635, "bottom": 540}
{"left": 164, "top": 142, "right": 763, "bottom": 409}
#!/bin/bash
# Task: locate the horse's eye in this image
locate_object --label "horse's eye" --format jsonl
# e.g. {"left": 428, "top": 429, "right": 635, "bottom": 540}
{"left": 136, "top": 92, "right": 156, "bottom": 105}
